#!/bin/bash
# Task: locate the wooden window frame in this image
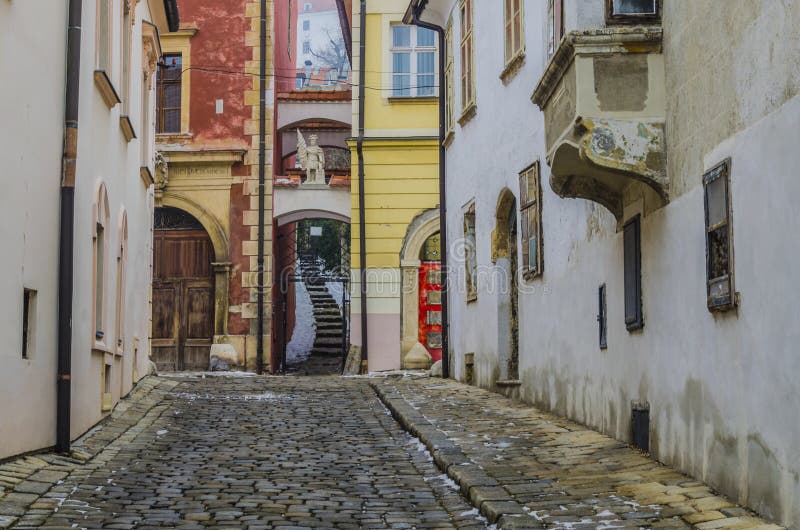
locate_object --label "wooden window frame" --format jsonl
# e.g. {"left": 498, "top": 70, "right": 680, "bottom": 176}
{"left": 606, "top": 0, "right": 661, "bottom": 25}
{"left": 623, "top": 215, "right": 644, "bottom": 331}
{"left": 548, "top": 0, "right": 565, "bottom": 58}
{"left": 503, "top": 0, "right": 524, "bottom": 66}
{"left": 459, "top": 0, "right": 475, "bottom": 113}
{"left": 703, "top": 158, "right": 736, "bottom": 311}
{"left": 463, "top": 203, "right": 477, "bottom": 302}
{"left": 157, "top": 53, "right": 183, "bottom": 134}
{"left": 390, "top": 25, "right": 438, "bottom": 98}
{"left": 598, "top": 283, "right": 607, "bottom": 349}
{"left": 519, "top": 161, "right": 543, "bottom": 279}
{"left": 93, "top": 182, "right": 111, "bottom": 350}
{"left": 444, "top": 17, "right": 455, "bottom": 139}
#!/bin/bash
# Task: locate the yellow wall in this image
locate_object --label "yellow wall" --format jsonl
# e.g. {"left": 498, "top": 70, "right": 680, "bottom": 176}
{"left": 350, "top": 5, "right": 440, "bottom": 269}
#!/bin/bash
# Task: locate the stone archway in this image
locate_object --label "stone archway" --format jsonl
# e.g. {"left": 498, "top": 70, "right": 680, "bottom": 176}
{"left": 492, "top": 189, "right": 519, "bottom": 382}
{"left": 157, "top": 193, "right": 230, "bottom": 338}
{"left": 399, "top": 208, "right": 440, "bottom": 369}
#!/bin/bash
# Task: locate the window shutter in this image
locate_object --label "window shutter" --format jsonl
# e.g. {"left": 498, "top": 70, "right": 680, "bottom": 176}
{"left": 623, "top": 216, "right": 643, "bottom": 330}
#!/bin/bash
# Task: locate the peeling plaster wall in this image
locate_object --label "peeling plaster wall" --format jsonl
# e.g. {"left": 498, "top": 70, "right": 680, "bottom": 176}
{"left": 443, "top": 0, "right": 799, "bottom": 527}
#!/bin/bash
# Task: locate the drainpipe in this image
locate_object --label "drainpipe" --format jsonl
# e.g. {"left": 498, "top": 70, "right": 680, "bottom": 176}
{"left": 256, "top": 0, "right": 267, "bottom": 374}
{"left": 56, "top": 0, "right": 82, "bottom": 453}
{"left": 356, "top": 0, "right": 368, "bottom": 373}
{"left": 410, "top": 6, "right": 449, "bottom": 379}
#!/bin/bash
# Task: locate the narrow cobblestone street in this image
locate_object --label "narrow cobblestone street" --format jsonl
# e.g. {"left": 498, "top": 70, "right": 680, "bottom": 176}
{"left": 4, "top": 375, "right": 485, "bottom": 529}
{"left": 0, "top": 374, "right": 786, "bottom": 529}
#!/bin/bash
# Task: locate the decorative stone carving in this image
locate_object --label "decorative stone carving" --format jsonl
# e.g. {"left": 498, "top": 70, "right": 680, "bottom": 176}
{"left": 141, "top": 21, "right": 161, "bottom": 90}
{"left": 154, "top": 151, "right": 168, "bottom": 191}
{"left": 296, "top": 129, "right": 326, "bottom": 185}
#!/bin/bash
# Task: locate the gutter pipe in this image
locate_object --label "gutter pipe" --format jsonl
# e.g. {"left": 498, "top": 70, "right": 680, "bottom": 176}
{"left": 356, "top": 0, "right": 368, "bottom": 373}
{"left": 56, "top": 0, "right": 82, "bottom": 453}
{"left": 409, "top": 3, "right": 450, "bottom": 379}
{"left": 256, "top": 0, "right": 267, "bottom": 374}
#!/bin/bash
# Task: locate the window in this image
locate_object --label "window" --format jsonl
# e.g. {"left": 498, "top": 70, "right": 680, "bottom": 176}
{"left": 598, "top": 284, "right": 607, "bottom": 349}
{"left": 102, "top": 362, "right": 113, "bottom": 411}
{"left": 606, "top": 0, "right": 660, "bottom": 24}
{"left": 93, "top": 184, "right": 110, "bottom": 345}
{"left": 391, "top": 25, "right": 437, "bottom": 98}
{"left": 548, "top": 0, "right": 564, "bottom": 57}
{"left": 114, "top": 212, "right": 128, "bottom": 354}
{"left": 703, "top": 159, "right": 735, "bottom": 311}
{"left": 519, "top": 162, "right": 543, "bottom": 278}
{"left": 157, "top": 54, "right": 182, "bottom": 133}
{"left": 444, "top": 18, "right": 455, "bottom": 136}
{"left": 22, "top": 289, "right": 36, "bottom": 359}
{"left": 304, "top": 2, "right": 312, "bottom": 12}
{"left": 623, "top": 215, "right": 643, "bottom": 331}
{"left": 303, "top": 19, "right": 310, "bottom": 31}
{"left": 503, "top": 0, "right": 524, "bottom": 65}
{"left": 140, "top": 75, "right": 151, "bottom": 165}
{"left": 120, "top": 0, "right": 133, "bottom": 113}
{"left": 463, "top": 204, "right": 477, "bottom": 302}
{"left": 96, "top": 0, "right": 112, "bottom": 72}
{"left": 459, "top": 0, "right": 475, "bottom": 111}
{"left": 303, "top": 40, "right": 311, "bottom": 54}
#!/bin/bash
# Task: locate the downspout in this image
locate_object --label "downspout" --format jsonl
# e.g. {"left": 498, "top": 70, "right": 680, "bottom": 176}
{"left": 356, "top": 0, "right": 368, "bottom": 372}
{"left": 256, "top": 0, "right": 267, "bottom": 374}
{"left": 57, "top": 0, "right": 82, "bottom": 453}
{"left": 410, "top": 6, "right": 449, "bottom": 379}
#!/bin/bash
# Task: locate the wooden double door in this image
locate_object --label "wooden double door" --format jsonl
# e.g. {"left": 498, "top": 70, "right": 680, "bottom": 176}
{"left": 152, "top": 225, "right": 215, "bottom": 372}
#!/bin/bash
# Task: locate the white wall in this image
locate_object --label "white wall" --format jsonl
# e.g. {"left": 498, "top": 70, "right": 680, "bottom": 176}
{"left": 442, "top": 0, "right": 800, "bottom": 527}
{"left": 0, "top": 0, "right": 67, "bottom": 459}
{"left": 0, "top": 0, "right": 160, "bottom": 458}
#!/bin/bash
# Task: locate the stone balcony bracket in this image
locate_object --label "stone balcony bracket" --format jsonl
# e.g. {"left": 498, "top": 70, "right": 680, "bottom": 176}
{"left": 532, "top": 26, "right": 668, "bottom": 223}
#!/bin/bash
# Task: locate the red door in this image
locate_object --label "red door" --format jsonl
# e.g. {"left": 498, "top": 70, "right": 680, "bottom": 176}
{"left": 419, "top": 262, "right": 442, "bottom": 362}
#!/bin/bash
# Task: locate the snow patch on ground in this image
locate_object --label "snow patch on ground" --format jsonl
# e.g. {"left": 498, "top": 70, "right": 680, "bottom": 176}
{"left": 286, "top": 280, "right": 316, "bottom": 364}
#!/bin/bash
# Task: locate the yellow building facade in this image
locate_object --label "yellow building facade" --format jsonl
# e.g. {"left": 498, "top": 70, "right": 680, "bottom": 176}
{"left": 350, "top": 0, "right": 441, "bottom": 371}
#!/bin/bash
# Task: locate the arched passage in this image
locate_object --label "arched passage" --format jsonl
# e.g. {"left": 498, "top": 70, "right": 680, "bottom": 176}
{"left": 152, "top": 207, "right": 216, "bottom": 371}
{"left": 399, "top": 208, "right": 441, "bottom": 369}
{"left": 492, "top": 189, "right": 519, "bottom": 382}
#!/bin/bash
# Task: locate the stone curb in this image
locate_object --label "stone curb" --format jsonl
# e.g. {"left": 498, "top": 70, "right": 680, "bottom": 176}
{"left": 370, "top": 381, "right": 544, "bottom": 529}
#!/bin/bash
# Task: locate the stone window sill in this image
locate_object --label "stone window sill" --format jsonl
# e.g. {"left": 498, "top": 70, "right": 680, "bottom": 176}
{"left": 500, "top": 52, "right": 526, "bottom": 84}
{"left": 94, "top": 70, "right": 121, "bottom": 109}
{"left": 120, "top": 115, "right": 136, "bottom": 142}
{"left": 457, "top": 102, "right": 477, "bottom": 127}
{"left": 140, "top": 166, "right": 154, "bottom": 187}
{"left": 156, "top": 132, "right": 193, "bottom": 142}
{"left": 388, "top": 96, "right": 439, "bottom": 104}
{"left": 522, "top": 269, "right": 542, "bottom": 282}
{"left": 496, "top": 379, "right": 521, "bottom": 387}
{"left": 444, "top": 129, "right": 455, "bottom": 147}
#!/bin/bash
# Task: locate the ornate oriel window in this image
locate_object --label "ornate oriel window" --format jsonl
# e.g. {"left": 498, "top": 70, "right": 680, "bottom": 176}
{"left": 703, "top": 159, "right": 735, "bottom": 311}
{"left": 93, "top": 183, "right": 110, "bottom": 346}
{"left": 391, "top": 25, "right": 437, "bottom": 97}
{"left": 519, "top": 162, "right": 543, "bottom": 278}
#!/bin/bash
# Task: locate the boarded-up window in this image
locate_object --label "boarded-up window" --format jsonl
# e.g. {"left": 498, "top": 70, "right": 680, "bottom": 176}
{"left": 157, "top": 54, "right": 182, "bottom": 133}
{"left": 623, "top": 215, "right": 643, "bottom": 331}
{"left": 463, "top": 204, "right": 477, "bottom": 301}
{"left": 703, "top": 159, "right": 735, "bottom": 311}
{"left": 519, "top": 162, "right": 543, "bottom": 277}
{"left": 598, "top": 283, "right": 607, "bottom": 349}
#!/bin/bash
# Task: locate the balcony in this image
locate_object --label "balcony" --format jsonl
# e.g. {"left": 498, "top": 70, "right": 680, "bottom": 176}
{"left": 532, "top": 26, "right": 666, "bottom": 222}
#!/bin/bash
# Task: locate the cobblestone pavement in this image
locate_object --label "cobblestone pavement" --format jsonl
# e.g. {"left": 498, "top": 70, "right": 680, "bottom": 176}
{"left": 373, "top": 378, "right": 784, "bottom": 530}
{"left": 5, "top": 375, "right": 489, "bottom": 529}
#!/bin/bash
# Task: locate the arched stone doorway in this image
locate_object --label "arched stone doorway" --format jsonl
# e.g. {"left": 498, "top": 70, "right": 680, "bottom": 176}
{"left": 492, "top": 189, "right": 520, "bottom": 382}
{"left": 400, "top": 208, "right": 441, "bottom": 369}
{"left": 152, "top": 207, "right": 216, "bottom": 371}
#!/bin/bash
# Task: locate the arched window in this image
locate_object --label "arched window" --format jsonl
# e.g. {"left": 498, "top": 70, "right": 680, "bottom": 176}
{"left": 93, "top": 182, "right": 110, "bottom": 347}
{"left": 114, "top": 209, "right": 128, "bottom": 354}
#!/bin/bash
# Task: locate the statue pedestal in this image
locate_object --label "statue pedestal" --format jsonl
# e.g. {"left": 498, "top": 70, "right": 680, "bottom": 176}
{"left": 299, "top": 182, "right": 329, "bottom": 190}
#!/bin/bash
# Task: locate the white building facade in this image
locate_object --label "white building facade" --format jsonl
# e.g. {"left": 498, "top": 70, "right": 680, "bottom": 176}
{"left": 408, "top": 0, "right": 800, "bottom": 527}
{"left": 0, "top": 0, "right": 178, "bottom": 459}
